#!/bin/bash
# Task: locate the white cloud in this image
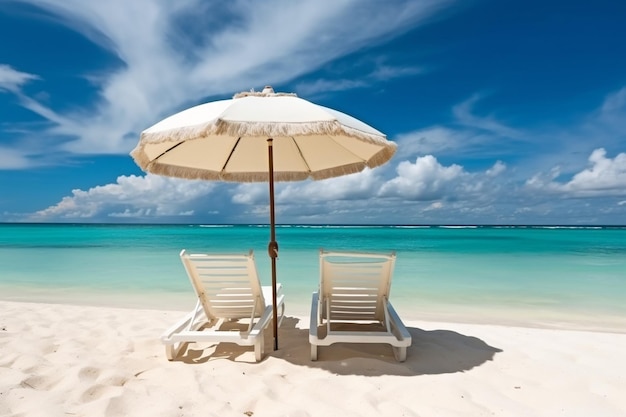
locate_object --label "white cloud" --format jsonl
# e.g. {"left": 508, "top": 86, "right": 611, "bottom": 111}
{"left": 27, "top": 154, "right": 516, "bottom": 223}
{"left": 486, "top": 160, "right": 506, "bottom": 177}
{"left": 424, "top": 201, "right": 444, "bottom": 211}
{"left": 30, "top": 174, "right": 215, "bottom": 220}
{"left": 278, "top": 169, "right": 381, "bottom": 202}
{"left": 227, "top": 170, "right": 386, "bottom": 222}
{"left": 232, "top": 183, "right": 268, "bottom": 205}
{"left": 380, "top": 155, "right": 508, "bottom": 202}
{"left": 526, "top": 148, "right": 626, "bottom": 197}
{"left": 379, "top": 155, "right": 464, "bottom": 200}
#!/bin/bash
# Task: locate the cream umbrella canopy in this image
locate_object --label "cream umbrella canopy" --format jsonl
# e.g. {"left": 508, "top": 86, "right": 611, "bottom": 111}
{"left": 130, "top": 86, "right": 396, "bottom": 350}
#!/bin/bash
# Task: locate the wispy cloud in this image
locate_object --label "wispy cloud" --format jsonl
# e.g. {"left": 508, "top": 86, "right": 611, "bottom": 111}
{"left": 394, "top": 94, "right": 524, "bottom": 161}
{"left": 0, "top": 64, "right": 39, "bottom": 93}
{"left": 5, "top": 0, "right": 453, "bottom": 167}
{"left": 394, "top": 125, "right": 494, "bottom": 159}
{"left": 295, "top": 57, "right": 423, "bottom": 97}
{"left": 582, "top": 87, "right": 626, "bottom": 149}
{"left": 0, "top": 146, "right": 32, "bottom": 169}
{"left": 294, "top": 78, "right": 368, "bottom": 97}
{"left": 452, "top": 94, "right": 522, "bottom": 138}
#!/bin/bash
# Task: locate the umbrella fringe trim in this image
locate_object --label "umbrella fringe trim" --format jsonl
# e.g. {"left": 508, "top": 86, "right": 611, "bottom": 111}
{"left": 129, "top": 149, "right": 151, "bottom": 171}
{"left": 366, "top": 146, "right": 397, "bottom": 169}
{"left": 215, "top": 120, "right": 388, "bottom": 144}
{"left": 137, "top": 120, "right": 390, "bottom": 146}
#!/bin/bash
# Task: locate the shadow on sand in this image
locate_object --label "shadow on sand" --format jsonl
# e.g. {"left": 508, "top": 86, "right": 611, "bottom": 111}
{"left": 173, "top": 316, "right": 502, "bottom": 376}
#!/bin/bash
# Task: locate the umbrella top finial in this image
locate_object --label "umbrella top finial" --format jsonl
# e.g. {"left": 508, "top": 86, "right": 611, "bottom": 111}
{"left": 233, "top": 86, "right": 297, "bottom": 99}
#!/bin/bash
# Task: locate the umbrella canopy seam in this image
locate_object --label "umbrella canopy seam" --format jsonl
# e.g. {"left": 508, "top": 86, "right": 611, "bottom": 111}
{"left": 221, "top": 136, "right": 242, "bottom": 175}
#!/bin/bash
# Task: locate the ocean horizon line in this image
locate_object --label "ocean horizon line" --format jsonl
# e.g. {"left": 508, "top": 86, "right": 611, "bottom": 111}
{"left": 1, "top": 222, "right": 626, "bottom": 230}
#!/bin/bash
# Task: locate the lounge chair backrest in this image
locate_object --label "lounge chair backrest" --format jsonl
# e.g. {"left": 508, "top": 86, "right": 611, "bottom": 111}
{"left": 180, "top": 250, "right": 266, "bottom": 320}
{"left": 319, "top": 250, "right": 396, "bottom": 322}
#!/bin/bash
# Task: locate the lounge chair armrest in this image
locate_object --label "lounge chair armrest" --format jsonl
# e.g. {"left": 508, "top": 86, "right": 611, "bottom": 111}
{"left": 309, "top": 291, "right": 320, "bottom": 341}
{"left": 248, "top": 305, "right": 274, "bottom": 337}
{"left": 161, "top": 305, "right": 202, "bottom": 342}
{"left": 386, "top": 302, "right": 412, "bottom": 342}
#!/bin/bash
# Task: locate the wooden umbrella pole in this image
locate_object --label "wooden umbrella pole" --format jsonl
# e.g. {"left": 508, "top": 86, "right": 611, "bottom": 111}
{"left": 267, "top": 138, "right": 279, "bottom": 351}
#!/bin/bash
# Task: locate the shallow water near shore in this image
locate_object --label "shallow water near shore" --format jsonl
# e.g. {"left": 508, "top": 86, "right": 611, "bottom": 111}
{"left": 1, "top": 223, "right": 625, "bottom": 331}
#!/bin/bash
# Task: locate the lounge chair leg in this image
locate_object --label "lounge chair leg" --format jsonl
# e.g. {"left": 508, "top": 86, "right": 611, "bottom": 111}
{"left": 165, "top": 344, "right": 174, "bottom": 360}
{"left": 311, "top": 344, "right": 318, "bottom": 361}
{"left": 255, "top": 336, "right": 264, "bottom": 362}
{"left": 165, "top": 342, "right": 187, "bottom": 360}
{"left": 393, "top": 346, "right": 407, "bottom": 362}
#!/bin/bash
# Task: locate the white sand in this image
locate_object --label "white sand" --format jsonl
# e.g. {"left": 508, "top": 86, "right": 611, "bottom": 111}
{"left": 1, "top": 300, "right": 625, "bottom": 417}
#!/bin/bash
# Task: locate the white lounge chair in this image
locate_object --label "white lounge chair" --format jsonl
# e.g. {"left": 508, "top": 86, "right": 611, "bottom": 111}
{"left": 161, "top": 250, "right": 285, "bottom": 362}
{"left": 309, "top": 249, "right": 412, "bottom": 362}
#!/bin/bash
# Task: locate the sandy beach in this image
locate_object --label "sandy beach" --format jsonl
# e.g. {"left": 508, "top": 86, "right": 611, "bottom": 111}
{"left": 1, "top": 301, "right": 625, "bottom": 417}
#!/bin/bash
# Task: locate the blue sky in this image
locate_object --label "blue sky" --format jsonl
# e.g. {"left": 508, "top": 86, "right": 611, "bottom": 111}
{"left": 1, "top": 0, "right": 625, "bottom": 225}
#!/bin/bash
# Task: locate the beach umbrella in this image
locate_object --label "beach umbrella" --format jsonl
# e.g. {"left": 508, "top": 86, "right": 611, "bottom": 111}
{"left": 130, "top": 86, "right": 396, "bottom": 350}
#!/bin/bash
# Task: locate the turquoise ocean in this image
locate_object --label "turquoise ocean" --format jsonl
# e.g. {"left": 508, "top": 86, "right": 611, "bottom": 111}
{"left": 1, "top": 224, "right": 625, "bottom": 331}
